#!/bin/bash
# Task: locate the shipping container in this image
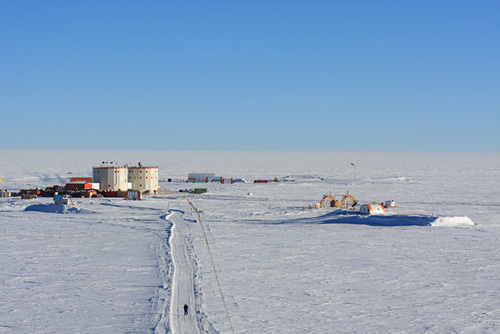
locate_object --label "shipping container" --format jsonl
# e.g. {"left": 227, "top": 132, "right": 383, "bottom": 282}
{"left": 65, "top": 183, "right": 94, "bottom": 190}
{"left": 116, "top": 191, "right": 128, "bottom": 198}
{"left": 127, "top": 190, "right": 142, "bottom": 200}
{"left": 70, "top": 177, "right": 93, "bottom": 182}
{"left": 20, "top": 188, "right": 42, "bottom": 195}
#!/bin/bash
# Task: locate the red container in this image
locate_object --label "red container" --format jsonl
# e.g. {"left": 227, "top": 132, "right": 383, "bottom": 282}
{"left": 20, "top": 188, "right": 42, "bottom": 195}
{"left": 65, "top": 183, "right": 93, "bottom": 190}
{"left": 70, "top": 177, "right": 93, "bottom": 182}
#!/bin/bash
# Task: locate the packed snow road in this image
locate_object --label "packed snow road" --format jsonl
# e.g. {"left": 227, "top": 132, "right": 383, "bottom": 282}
{"left": 0, "top": 197, "right": 217, "bottom": 334}
{"left": 166, "top": 209, "right": 201, "bottom": 334}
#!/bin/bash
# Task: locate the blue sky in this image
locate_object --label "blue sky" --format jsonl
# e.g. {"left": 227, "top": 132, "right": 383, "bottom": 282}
{"left": 1, "top": 0, "right": 499, "bottom": 151}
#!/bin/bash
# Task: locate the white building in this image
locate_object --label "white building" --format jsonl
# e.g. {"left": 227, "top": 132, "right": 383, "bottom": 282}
{"left": 128, "top": 166, "right": 159, "bottom": 195}
{"left": 92, "top": 167, "right": 129, "bottom": 191}
{"left": 187, "top": 173, "right": 216, "bottom": 182}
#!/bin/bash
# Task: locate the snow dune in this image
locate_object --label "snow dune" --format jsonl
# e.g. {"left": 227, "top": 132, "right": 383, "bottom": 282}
{"left": 430, "top": 216, "right": 475, "bottom": 227}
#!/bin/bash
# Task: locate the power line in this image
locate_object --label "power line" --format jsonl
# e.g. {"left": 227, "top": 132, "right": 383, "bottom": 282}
{"left": 186, "top": 198, "right": 235, "bottom": 334}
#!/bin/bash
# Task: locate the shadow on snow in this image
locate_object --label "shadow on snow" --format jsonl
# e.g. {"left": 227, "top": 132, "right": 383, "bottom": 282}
{"left": 259, "top": 210, "right": 438, "bottom": 227}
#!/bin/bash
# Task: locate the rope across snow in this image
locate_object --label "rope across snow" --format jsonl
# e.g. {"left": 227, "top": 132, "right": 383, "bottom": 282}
{"left": 186, "top": 199, "right": 236, "bottom": 334}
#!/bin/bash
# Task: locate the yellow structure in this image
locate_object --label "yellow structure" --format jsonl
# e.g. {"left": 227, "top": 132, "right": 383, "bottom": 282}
{"left": 313, "top": 194, "right": 357, "bottom": 209}
{"left": 128, "top": 166, "right": 159, "bottom": 195}
{"left": 93, "top": 166, "right": 129, "bottom": 191}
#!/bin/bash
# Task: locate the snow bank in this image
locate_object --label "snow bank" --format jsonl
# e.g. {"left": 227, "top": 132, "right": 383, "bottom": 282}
{"left": 430, "top": 216, "right": 475, "bottom": 227}
{"left": 24, "top": 203, "right": 82, "bottom": 214}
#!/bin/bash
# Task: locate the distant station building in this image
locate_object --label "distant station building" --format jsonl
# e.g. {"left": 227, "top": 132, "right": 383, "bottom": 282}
{"left": 93, "top": 166, "right": 129, "bottom": 191}
{"left": 93, "top": 162, "right": 159, "bottom": 194}
{"left": 128, "top": 164, "right": 159, "bottom": 195}
{"left": 187, "top": 173, "right": 216, "bottom": 183}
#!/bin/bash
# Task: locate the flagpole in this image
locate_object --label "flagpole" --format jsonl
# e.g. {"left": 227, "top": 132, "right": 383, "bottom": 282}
{"left": 351, "top": 163, "right": 356, "bottom": 181}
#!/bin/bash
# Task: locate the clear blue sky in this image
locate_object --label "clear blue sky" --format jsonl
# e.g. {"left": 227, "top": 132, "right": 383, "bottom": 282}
{"left": 1, "top": 0, "right": 499, "bottom": 151}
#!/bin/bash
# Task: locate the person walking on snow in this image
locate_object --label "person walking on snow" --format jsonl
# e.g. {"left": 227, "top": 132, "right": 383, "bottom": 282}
{"left": 183, "top": 304, "right": 189, "bottom": 316}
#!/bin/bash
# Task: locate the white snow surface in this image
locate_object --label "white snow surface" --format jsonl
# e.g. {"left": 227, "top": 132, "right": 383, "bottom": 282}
{"left": 1, "top": 150, "right": 500, "bottom": 333}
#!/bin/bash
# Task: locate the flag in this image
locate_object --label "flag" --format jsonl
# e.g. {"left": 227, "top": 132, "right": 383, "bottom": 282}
{"left": 350, "top": 162, "right": 355, "bottom": 167}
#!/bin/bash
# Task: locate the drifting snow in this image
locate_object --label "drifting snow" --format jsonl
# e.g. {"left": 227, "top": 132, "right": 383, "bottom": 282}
{"left": 24, "top": 203, "right": 83, "bottom": 214}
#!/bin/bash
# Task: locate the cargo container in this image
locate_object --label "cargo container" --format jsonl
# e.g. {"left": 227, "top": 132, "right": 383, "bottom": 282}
{"left": 20, "top": 188, "right": 42, "bottom": 196}
{"left": 101, "top": 190, "right": 128, "bottom": 198}
{"left": 65, "top": 183, "right": 96, "bottom": 190}
{"left": 0, "top": 191, "right": 12, "bottom": 197}
{"left": 81, "top": 189, "right": 98, "bottom": 198}
{"left": 70, "top": 177, "right": 93, "bottom": 182}
{"left": 193, "top": 188, "right": 208, "bottom": 194}
{"left": 221, "top": 177, "right": 234, "bottom": 184}
{"left": 127, "top": 190, "right": 142, "bottom": 200}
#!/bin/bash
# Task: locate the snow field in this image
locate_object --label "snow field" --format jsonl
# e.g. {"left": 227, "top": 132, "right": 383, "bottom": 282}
{"left": 194, "top": 218, "right": 500, "bottom": 333}
{"left": 1, "top": 150, "right": 499, "bottom": 333}
{"left": 0, "top": 197, "right": 170, "bottom": 333}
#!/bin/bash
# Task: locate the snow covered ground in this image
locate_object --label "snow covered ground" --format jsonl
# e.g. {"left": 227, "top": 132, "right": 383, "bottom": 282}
{"left": 1, "top": 150, "right": 499, "bottom": 333}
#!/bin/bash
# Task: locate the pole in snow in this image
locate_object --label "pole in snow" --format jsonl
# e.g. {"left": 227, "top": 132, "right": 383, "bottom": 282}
{"left": 351, "top": 162, "right": 356, "bottom": 181}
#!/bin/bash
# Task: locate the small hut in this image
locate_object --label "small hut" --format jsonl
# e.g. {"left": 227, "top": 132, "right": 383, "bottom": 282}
{"left": 54, "top": 194, "right": 74, "bottom": 205}
{"left": 359, "top": 204, "right": 386, "bottom": 215}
